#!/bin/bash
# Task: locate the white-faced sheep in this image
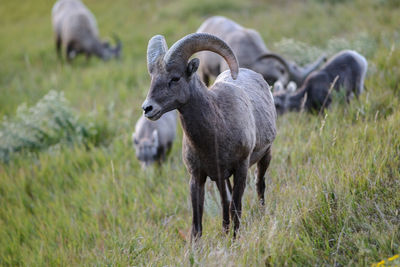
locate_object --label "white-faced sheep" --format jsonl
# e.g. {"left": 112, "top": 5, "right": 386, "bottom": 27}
{"left": 273, "top": 80, "right": 297, "bottom": 93}
{"left": 274, "top": 50, "right": 368, "bottom": 115}
{"left": 196, "top": 16, "right": 326, "bottom": 87}
{"left": 132, "top": 110, "right": 177, "bottom": 169}
{"left": 52, "top": 0, "right": 121, "bottom": 61}
{"left": 142, "top": 33, "right": 277, "bottom": 239}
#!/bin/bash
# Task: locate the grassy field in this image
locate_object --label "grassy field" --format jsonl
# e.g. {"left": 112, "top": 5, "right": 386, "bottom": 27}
{"left": 1, "top": 0, "right": 400, "bottom": 265}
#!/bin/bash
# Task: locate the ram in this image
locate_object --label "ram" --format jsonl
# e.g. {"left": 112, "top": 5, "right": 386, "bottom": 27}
{"left": 196, "top": 16, "right": 326, "bottom": 86}
{"left": 274, "top": 50, "right": 368, "bottom": 114}
{"left": 52, "top": 0, "right": 121, "bottom": 61}
{"left": 142, "top": 33, "right": 276, "bottom": 239}
{"left": 132, "top": 110, "right": 177, "bottom": 169}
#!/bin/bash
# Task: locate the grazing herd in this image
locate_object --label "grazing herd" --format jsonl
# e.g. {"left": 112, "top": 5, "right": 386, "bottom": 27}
{"left": 51, "top": 0, "right": 368, "bottom": 240}
{"left": 274, "top": 50, "right": 368, "bottom": 114}
{"left": 196, "top": 16, "right": 327, "bottom": 87}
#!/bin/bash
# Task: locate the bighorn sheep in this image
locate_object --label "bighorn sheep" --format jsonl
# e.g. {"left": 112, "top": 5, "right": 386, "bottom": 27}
{"left": 132, "top": 110, "right": 177, "bottom": 169}
{"left": 274, "top": 50, "right": 368, "bottom": 115}
{"left": 142, "top": 33, "right": 276, "bottom": 239}
{"left": 52, "top": 0, "right": 121, "bottom": 61}
{"left": 196, "top": 16, "right": 326, "bottom": 87}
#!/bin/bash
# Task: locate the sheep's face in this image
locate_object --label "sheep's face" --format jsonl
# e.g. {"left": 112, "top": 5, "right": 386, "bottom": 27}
{"left": 142, "top": 58, "right": 198, "bottom": 120}
{"left": 273, "top": 93, "right": 289, "bottom": 115}
{"left": 100, "top": 44, "right": 121, "bottom": 61}
{"left": 132, "top": 130, "right": 159, "bottom": 168}
{"left": 254, "top": 58, "right": 289, "bottom": 86}
{"left": 100, "top": 48, "right": 113, "bottom": 61}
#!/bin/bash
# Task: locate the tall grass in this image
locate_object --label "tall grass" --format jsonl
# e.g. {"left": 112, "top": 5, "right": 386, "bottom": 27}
{"left": 0, "top": 0, "right": 399, "bottom": 265}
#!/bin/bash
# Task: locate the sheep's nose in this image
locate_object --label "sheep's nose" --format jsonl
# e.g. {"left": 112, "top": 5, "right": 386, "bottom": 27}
{"left": 142, "top": 102, "right": 153, "bottom": 114}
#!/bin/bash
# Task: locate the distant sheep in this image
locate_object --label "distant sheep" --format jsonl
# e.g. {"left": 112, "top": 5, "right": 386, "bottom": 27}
{"left": 274, "top": 50, "right": 368, "bottom": 115}
{"left": 196, "top": 16, "right": 326, "bottom": 86}
{"left": 52, "top": 0, "right": 121, "bottom": 61}
{"left": 132, "top": 110, "right": 177, "bottom": 168}
{"left": 142, "top": 33, "right": 276, "bottom": 239}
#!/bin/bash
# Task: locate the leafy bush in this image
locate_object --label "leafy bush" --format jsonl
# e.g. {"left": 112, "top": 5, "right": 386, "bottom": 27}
{"left": 0, "top": 91, "right": 108, "bottom": 162}
{"left": 273, "top": 33, "right": 377, "bottom": 65}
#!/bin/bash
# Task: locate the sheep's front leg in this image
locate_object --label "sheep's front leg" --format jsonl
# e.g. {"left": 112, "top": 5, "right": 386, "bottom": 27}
{"left": 190, "top": 174, "right": 206, "bottom": 241}
{"left": 216, "top": 179, "right": 230, "bottom": 234}
{"left": 66, "top": 42, "right": 76, "bottom": 63}
{"left": 85, "top": 52, "right": 92, "bottom": 62}
{"left": 55, "top": 35, "right": 62, "bottom": 59}
{"left": 231, "top": 160, "right": 249, "bottom": 237}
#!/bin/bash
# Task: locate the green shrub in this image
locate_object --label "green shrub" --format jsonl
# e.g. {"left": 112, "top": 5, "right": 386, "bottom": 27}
{"left": 0, "top": 91, "right": 109, "bottom": 162}
{"left": 273, "top": 33, "right": 377, "bottom": 65}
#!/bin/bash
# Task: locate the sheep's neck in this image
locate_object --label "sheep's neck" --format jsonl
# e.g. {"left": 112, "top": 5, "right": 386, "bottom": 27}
{"left": 288, "top": 86, "right": 307, "bottom": 110}
{"left": 91, "top": 39, "right": 105, "bottom": 58}
{"left": 178, "top": 76, "right": 219, "bottom": 150}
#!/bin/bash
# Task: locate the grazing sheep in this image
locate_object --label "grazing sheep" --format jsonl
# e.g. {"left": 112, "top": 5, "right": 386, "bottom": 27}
{"left": 274, "top": 50, "right": 368, "bottom": 115}
{"left": 132, "top": 110, "right": 177, "bottom": 169}
{"left": 196, "top": 16, "right": 326, "bottom": 86}
{"left": 142, "top": 33, "right": 276, "bottom": 239}
{"left": 51, "top": 0, "right": 121, "bottom": 61}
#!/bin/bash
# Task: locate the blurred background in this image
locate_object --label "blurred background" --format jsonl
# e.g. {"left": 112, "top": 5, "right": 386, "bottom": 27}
{"left": 0, "top": 0, "right": 399, "bottom": 265}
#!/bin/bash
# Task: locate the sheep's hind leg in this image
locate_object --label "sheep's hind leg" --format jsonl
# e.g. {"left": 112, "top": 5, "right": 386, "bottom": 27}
{"left": 256, "top": 147, "right": 272, "bottom": 206}
{"left": 190, "top": 173, "right": 206, "bottom": 241}
{"left": 216, "top": 179, "right": 230, "bottom": 234}
{"left": 85, "top": 52, "right": 92, "bottom": 62}
{"left": 231, "top": 160, "right": 249, "bottom": 238}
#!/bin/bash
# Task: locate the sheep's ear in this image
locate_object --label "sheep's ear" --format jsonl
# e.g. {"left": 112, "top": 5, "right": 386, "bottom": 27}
{"left": 274, "top": 80, "right": 283, "bottom": 92}
{"left": 287, "top": 81, "right": 297, "bottom": 92}
{"left": 132, "top": 132, "right": 138, "bottom": 145}
{"left": 186, "top": 58, "right": 199, "bottom": 77}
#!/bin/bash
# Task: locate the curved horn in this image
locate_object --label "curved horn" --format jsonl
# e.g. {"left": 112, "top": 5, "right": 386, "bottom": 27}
{"left": 112, "top": 34, "right": 122, "bottom": 58}
{"left": 257, "top": 53, "right": 291, "bottom": 76}
{"left": 113, "top": 34, "right": 122, "bottom": 50}
{"left": 300, "top": 54, "right": 327, "bottom": 79}
{"left": 147, "top": 35, "right": 168, "bottom": 73}
{"left": 164, "top": 33, "right": 239, "bottom": 79}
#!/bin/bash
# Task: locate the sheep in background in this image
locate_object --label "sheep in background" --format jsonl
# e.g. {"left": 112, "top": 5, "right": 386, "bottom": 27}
{"left": 52, "top": 0, "right": 121, "bottom": 61}
{"left": 274, "top": 50, "right": 368, "bottom": 115}
{"left": 196, "top": 16, "right": 326, "bottom": 87}
{"left": 132, "top": 110, "right": 177, "bottom": 169}
{"left": 142, "top": 33, "right": 276, "bottom": 239}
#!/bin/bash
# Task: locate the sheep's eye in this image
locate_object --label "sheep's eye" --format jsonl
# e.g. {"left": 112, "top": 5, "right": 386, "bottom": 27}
{"left": 168, "top": 77, "right": 180, "bottom": 87}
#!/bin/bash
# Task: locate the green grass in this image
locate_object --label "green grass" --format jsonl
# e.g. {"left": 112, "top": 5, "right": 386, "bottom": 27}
{"left": 1, "top": 0, "right": 399, "bottom": 265}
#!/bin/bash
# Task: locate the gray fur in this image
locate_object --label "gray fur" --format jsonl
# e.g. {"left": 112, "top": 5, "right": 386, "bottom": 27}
{"left": 196, "top": 16, "right": 326, "bottom": 87}
{"left": 274, "top": 50, "right": 368, "bottom": 115}
{"left": 142, "top": 33, "right": 276, "bottom": 239}
{"left": 52, "top": 0, "right": 121, "bottom": 61}
{"left": 132, "top": 110, "right": 177, "bottom": 168}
